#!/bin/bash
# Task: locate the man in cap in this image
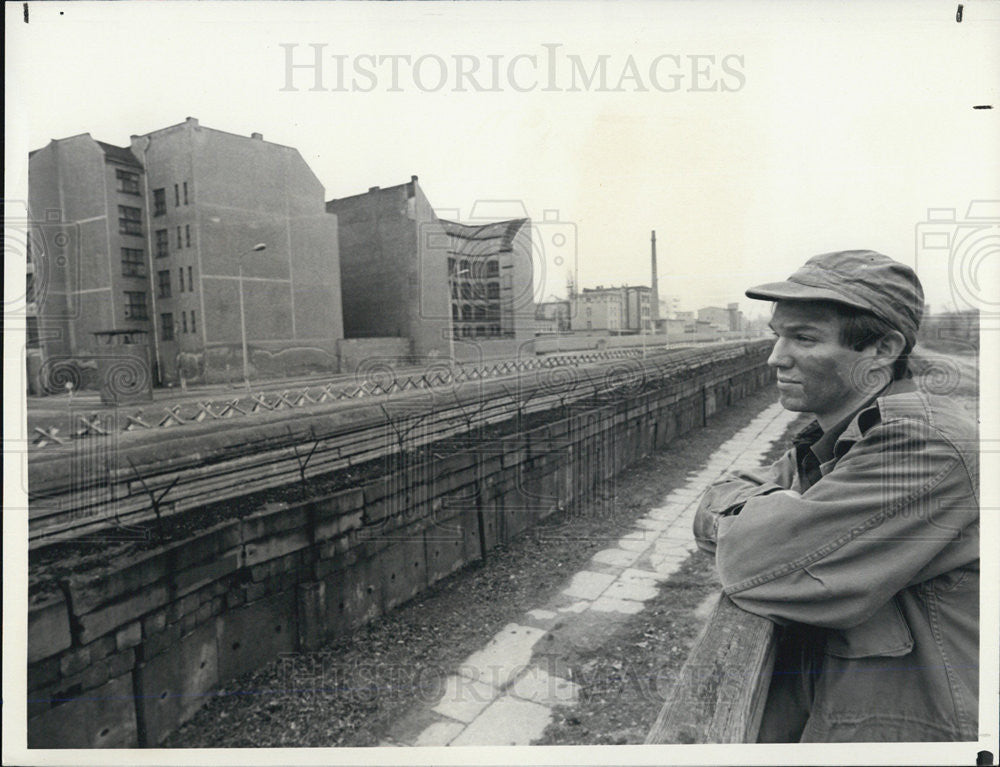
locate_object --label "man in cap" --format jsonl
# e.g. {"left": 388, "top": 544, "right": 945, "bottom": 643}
{"left": 693, "top": 250, "right": 979, "bottom": 741}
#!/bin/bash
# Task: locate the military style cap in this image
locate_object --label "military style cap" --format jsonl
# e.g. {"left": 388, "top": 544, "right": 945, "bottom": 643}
{"left": 746, "top": 250, "right": 925, "bottom": 345}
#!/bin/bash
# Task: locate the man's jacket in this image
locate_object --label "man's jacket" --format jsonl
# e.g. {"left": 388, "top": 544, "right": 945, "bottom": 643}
{"left": 693, "top": 380, "right": 979, "bottom": 741}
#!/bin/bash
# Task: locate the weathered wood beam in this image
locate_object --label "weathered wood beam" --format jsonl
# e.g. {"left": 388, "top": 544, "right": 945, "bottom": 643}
{"left": 646, "top": 593, "right": 777, "bottom": 744}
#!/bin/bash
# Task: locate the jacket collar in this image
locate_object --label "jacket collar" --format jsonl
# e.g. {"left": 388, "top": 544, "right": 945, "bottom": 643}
{"left": 792, "top": 377, "right": 917, "bottom": 465}
{"left": 834, "top": 377, "right": 918, "bottom": 458}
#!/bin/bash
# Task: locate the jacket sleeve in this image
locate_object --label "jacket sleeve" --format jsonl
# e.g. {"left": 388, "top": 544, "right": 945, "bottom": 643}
{"left": 692, "top": 448, "right": 797, "bottom": 555}
{"left": 714, "top": 418, "right": 978, "bottom": 629}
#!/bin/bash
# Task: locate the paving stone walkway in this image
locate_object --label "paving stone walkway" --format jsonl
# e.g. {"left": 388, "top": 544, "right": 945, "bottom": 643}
{"left": 383, "top": 401, "right": 800, "bottom": 746}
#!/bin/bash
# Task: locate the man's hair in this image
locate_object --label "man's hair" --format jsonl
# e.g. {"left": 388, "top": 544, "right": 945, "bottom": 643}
{"left": 787, "top": 300, "right": 912, "bottom": 379}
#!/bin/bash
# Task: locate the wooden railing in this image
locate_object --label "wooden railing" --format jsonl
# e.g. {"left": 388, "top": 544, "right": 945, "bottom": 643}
{"left": 646, "top": 594, "right": 777, "bottom": 744}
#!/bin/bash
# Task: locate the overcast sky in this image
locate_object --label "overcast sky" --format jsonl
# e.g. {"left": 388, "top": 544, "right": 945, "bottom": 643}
{"left": 6, "top": 0, "right": 999, "bottom": 320}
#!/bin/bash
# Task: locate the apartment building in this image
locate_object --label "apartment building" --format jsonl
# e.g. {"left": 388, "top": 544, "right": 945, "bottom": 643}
{"left": 28, "top": 118, "right": 343, "bottom": 387}
{"left": 327, "top": 178, "right": 535, "bottom": 362}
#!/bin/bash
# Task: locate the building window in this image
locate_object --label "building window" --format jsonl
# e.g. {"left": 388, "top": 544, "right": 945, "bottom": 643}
{"left": 157, "top": 270, "right": 171, "bottom": 298}
{"left": 182, "top": 312, "right": 188, "bottom": 333}
{"left": 161, "top": 313, "right": 174, "bottom": 341}
{"left": 153, "top": 188, "right": 166, "bottom": 216}
{"left": 178, "top": 267, "right": 185, "bottom": 293}
{"left": 121, "top": 248, "right": 146, "bottom": 277}
{"left": 118, "top": 205, "right": 142, "bottom": 236}
{"left": 185, "top": 224, "right": 191, "bottom": 247}
{"left": 486, "top": 260, "right": 499, "bottom": 277}
{"left": 124, "top": 291, "right": 148, "bottom": 321}
{"left": 183, "top": 182, "right": 189, "bottom": 205}
{"left": 116, "top": 169, "right": 141, "bottom": 195}
{"left": 176, "top": 226, "right": 183, "bottom": 249}
{"left": 155, "top": 229, "right": 169, "bottom": 258}
{"left": 187, "top": 266, "right": 194, "bottom": 292}
{"left": 487, "top": 282, "right": 500, "bottom": 300}
{"left": 447, "top": 257, "right": 456, "bottom": 276}
{"left": 174, "top": 183, "right": 180, "bottom": 207}
{"left": 190, "top": 310, "right": 196, "bottom": 334}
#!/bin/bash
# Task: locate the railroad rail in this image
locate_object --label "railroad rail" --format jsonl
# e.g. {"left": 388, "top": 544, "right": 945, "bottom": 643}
{"left": 28, "top": 341, "right": 771, "bottom": 548}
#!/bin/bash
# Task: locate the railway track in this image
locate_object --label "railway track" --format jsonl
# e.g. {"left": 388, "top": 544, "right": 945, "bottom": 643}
{"left": 27, "top": 341, "right": 770, "bottom": 549}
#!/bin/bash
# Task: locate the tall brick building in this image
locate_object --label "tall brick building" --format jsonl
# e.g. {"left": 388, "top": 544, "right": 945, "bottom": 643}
{"left": 28, "top": 118, "right": 343, "bottom": 387}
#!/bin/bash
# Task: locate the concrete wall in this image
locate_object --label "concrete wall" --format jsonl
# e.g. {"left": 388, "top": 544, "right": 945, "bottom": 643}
{"left": 26, "top": 344, "right": 773, "bottom": 747}
{"left": 337, "top": 337, "right": 414, "bottom": 376}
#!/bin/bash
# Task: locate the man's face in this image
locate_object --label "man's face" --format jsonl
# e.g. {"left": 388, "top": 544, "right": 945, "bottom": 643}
{"left": 767, "top": 301, "right": 877, "bottom": 429}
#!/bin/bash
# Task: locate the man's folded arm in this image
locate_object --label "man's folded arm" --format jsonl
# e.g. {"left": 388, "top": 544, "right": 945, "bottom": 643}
{"left": 693, "top": 449, "right": 797, "bottom": 554}
{"left": 713, "top": 419, "right": 977, "bottom": 629}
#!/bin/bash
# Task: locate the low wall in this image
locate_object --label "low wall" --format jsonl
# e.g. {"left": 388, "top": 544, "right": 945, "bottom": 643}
{"left": 534, "top": 332, "right": 762, "bottom": 355}
{"left": 198, "top": 340, "right": 341, "bottom": 385}
{"left": 26, "top": 343, "right": 773, "bottom": 747}
{"left": 337, "top": 337, "right": 414, "bottom": 376}
{"left": 453, "top": 337, "right": 535, "bottom": 364}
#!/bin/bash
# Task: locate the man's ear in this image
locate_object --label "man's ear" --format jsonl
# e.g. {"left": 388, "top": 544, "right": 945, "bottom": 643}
{"left": 875, "top": 330, "right": 907, "bottom": 367}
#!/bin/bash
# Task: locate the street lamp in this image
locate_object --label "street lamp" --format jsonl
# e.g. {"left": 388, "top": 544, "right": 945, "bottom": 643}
{"left": 237, "top": 243, "right": 267, "bottom": 392}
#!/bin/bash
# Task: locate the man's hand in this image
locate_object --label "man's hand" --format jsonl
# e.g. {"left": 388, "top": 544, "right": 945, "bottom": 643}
{"left": 693, "top": 454, "right": 797, "bottom": 554}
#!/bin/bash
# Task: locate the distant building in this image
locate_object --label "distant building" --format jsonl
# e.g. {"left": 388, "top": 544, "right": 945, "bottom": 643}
{"left": 726, "top": 302, "right": 744, "bottom": 332}
{"left": 28, "top": 118, "right": 343, "bottom": 388}
{"left": 570, "top": 287, "right": 624, "bottom": 333}
{"left": 695, "top": 303, "right": 744, "bottom": 334}
{"left": 571, "top": 285, "right": 656, "bottom": 334}
{"left": 663, "top": 317, "right": 687, "bottom": 335}
{"left": 442, "top": 217, "right": 535, "bottom": 347}
{"left": 658, "top": 293, "right": 682, "bottom": 320}
{"left": 623, "top": 286, "right": 654, "bottom": 333}
{"left": 534, "top": 298, "right": 570, "bottom": 333}
{"left": 697, "top": 305, "right": 731, "bottom": 331}
{"left": 326, "top": 178, "right": 535, "bottom": 361}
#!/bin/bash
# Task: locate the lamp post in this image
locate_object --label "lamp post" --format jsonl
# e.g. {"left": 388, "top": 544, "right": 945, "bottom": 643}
{"left": 237, "top": 243, "right": 267, "bottom": 392}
